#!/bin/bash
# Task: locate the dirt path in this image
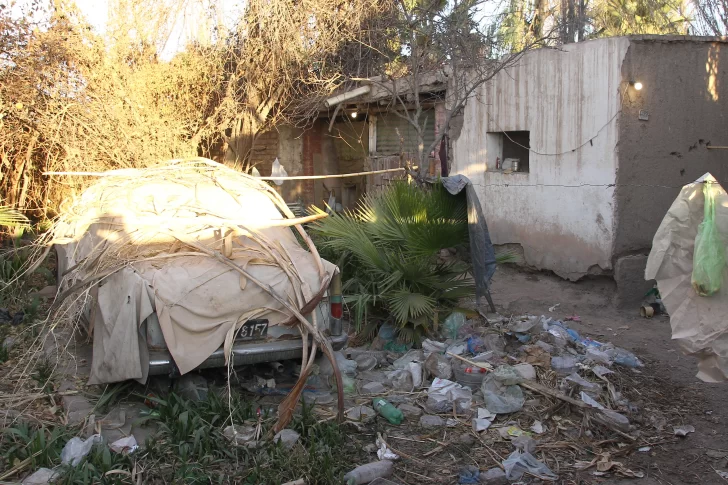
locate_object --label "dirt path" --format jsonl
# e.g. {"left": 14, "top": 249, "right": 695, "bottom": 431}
{"left": 490, "top": 265, "right": 728, "bottom": 485}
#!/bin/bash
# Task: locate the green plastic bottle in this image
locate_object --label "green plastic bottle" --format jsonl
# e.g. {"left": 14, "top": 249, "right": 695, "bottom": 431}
{"left": 372, "top": 398, "right": 404, "bottom": 425}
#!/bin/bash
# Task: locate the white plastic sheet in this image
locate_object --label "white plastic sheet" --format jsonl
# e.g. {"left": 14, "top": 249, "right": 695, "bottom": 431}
{"left": 646, "top": 173, "right": 728, "bottom": 382}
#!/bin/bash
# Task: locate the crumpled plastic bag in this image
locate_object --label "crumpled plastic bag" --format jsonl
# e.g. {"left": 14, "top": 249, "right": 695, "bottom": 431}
{"left": 61, "top": 434, "right": 102, "bottom": 466}
{"left": 270, "top": 158, "right": 288, "bottom": 186}
{"left": 503, "top": 450, "right": 558, "bottom": 481}
{"left": 481, "top": 373, "right": 525, "bottom": 414}
{"left": 692, "top": 180, "right": 726, "bottom": 296}
{"left": 109, "top": 436, "right": 139, "bottom": 454}
{"left": 443, "top": 312, "right": 466, "bottom": 339}
{"left": 427, "top": 378, "right": 472, "bottom": 414}
{"left": 493, "top": 365, "right": 523, "bottom": 385}
{"left": 22, "top": 467, "right": 58, "bottom": 484}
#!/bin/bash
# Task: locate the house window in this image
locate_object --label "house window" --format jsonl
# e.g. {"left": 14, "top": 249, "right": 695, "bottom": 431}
{"left": 486, "top": 131, "right": 530, "bottom": 172}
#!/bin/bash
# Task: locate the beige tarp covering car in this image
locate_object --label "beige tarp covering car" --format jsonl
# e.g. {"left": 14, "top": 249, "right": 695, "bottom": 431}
{"left": 52, "top": 160, "right": 336, "bottom": 385}
{"left": 646, "top": 173, "right": 728, "bottom": 382}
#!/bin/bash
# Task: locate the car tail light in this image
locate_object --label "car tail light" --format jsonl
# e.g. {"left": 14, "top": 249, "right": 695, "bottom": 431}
{"left": 331, "top": 301, "right": 343, "bottom": 319}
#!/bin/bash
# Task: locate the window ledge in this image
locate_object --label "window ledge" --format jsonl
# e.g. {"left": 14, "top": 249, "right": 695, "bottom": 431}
{"left": 487, "top": 169, "right": 529, "bottom": 175}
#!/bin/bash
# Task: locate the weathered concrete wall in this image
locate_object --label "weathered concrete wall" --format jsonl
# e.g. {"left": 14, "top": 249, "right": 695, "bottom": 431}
{"left": 452, "top": 37, "right": 630, "bottom": 280}
{"left": 613, "top": 37, "right": 728, "bottom": 304}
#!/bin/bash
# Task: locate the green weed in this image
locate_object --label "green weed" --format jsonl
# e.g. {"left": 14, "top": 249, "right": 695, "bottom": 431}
{"left": 1, "top": 391, "right": 355, "bottom": 484}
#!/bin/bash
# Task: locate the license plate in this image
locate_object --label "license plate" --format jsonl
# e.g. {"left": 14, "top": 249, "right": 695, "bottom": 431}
{"left": 237, "top": 319, "right": 269, "bottom": 341}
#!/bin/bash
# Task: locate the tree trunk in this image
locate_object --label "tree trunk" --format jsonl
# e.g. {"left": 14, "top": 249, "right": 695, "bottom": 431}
{"left": 7, "top": 133, "right": 38, "bottom": 209}
{"left": 224, "top": 112, "right": 260, "bottom": 170}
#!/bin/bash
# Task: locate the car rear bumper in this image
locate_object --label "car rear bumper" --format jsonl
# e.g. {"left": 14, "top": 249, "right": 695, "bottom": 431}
{"left": 148, "top": 332, "right": 348, "bottom": 376}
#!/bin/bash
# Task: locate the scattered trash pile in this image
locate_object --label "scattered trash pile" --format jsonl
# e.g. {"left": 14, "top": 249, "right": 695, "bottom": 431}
{"left": 318, "top": 312, "right": 683, "bottom": 484}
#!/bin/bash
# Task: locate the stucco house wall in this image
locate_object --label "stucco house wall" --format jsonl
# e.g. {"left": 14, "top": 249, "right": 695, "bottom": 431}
{"left": 452, "top": 37, "right": 630, "bottom": 280}
{"left": 612, "top": 37, "right": 728, "bottom": 303}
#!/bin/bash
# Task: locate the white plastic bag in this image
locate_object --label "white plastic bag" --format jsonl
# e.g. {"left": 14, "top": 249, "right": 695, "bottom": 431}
{"left": 61, "top": 434, "right": 102, "bottom": 466}
{"left": 270, "top": 158, "right": 288, "bottom": 186}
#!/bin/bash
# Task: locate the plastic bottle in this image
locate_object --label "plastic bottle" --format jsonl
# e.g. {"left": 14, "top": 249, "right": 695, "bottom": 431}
{"left": 610, "top": 347, "right": 643, "bottom": 368}
{"left": 372, "top": 398, "right": 404, "bottom": 424}
{"left": 344, "top": 460, "right": 395, "bottom": 485}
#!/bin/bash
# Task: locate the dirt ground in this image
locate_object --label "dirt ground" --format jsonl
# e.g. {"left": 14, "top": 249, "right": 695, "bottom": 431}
{"left": 489, "top": 265, "right": 728, "bottom": 485}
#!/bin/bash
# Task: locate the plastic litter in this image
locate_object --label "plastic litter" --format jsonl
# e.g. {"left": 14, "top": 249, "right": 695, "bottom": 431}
{"left": 408, "top": 362, "right": 423, "bottom": 388}
{"left": 270, "top": 158, "right": 288, "bottom": 186}
{"left": 446, "top": 343, "right": 467, "bottom": 355}
{"left": 500, "top": 425, "right": 530, "bottom": 438}
{"left": 595, "top": 409, "right": 631, "bottom": 432}
{"left": 344, "top": 460, "right": 394, "bottom": 485}
{"left": 580, "top": 391, "right": 605, "bottom": 409}
{"left": 372, "top": 398, "right": 404, "bottom": 425}
{"left": 361, "top": 381, "right": 387, "bottom": 395}
{"left": 458, "top": 465, "right": 480, "bottom": 484}
{"left": 472, "top": 418, "right": 492, "bottom": 432}
{"left": 692, "top": 179, "right": 725, "bottom": 296}
{"left": 530, "top": 420, "right": 545, "bottom": 434}
{"left": 443, "top": 312, "right": 466, "bottom": 339}
{"left": 392, "top": 350, "right": 423, "bottom": 370}
{"left": 420, "top": 415, "right": 446, "bottom": 427}
{"left": 425, "top": 352, "right": 453, "bottom": 379}
{"left": 61, "top": 434, "right": 102, "bottom": 466}
{"left": 481, "top": 373, "right": 525, "bottom": 414}
{"left": 383, "top": 341, "right": 409, "bottom": 352}
{"left": 610, "top": 347, "right": 643, "bottom": 368}
{"left": 493, "top": 365, "right": 523, "bottom": 385}
{"left": 109, "top": 435, "right": 138, "bottom": 454}
{"left": 386, "top": 369, "right": 414, "bottom": 391}
{"left": 274, "top": 429, "right": 300, "bottom": 449}
{"left": 397, "top": 403, "right": 423, "bottom": 419}
{"left": 536, "top": 340, "right": 555, "bottom": 354}
{"left": 346, "top": 405, "right": 377, "bottom": 423}
{"left": 466, "top": 336, "right": 483, "bottom": 354}
{"left": 566, "top": 373, "right": 602, "bottom": 394}
{"left": 22, "top": 468, "right": 58, "bottom": 485}
{"left": 502, "top": 450, "right": 558, "bottom": 481}
{"left": 513, "top": 363, "right": 536, "bottom": 381}
{"left": 422, "top": 338, "right": 448, "bottom": 355}
{"left": 378, "top": 322, "right": 397, "bottom": 341}
{"left": 337, "top": 374, "right": 357, "bottom": 395}
{"left": 335, "top": 352, "right": 359, "bottom": 376}
{"left": 478, "top": 408, "right": 496, "bottom": 420}
{"left": 550, "top": 356, "right": 577, "bottom": 376}
{"left": 591, "top": 365, "right": 614, "bottom": 378}
{"left": 510, "top": 316, "right": 540, "bottom": 333}
{"left": 674, "top": 425, "right": 695, "bottom": 437}
{"left": 376, "top": 436, "right": 399, "bottom": 460}
{"left": 512, "top": 435, "right": 537, "bottom": 453}
{"left": 482, "top": 333, "right": 506, "bottom": 352}
{"left": 354, "top": 354, "right": 378, "bottom": 371}
{"left": 427, "top": 378, "right": 472, "bottom": 414}
{"left": 547, "top": 325, "right": 569, "bottom": 349}
{"left": 585, "top": 347, "right": 612, "bottom": 365}
{"left": 479, "top": 467, "right": 508, "bottom": 485}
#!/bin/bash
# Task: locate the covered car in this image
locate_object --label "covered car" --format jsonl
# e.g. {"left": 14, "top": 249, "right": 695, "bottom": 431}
{"left": 51, "top": 159, "right": 345, "bottom": 386}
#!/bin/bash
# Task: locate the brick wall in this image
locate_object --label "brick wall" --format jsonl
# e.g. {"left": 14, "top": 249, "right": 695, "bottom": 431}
{"left": 248, "top": 130, "right": 280, "bottom": 175}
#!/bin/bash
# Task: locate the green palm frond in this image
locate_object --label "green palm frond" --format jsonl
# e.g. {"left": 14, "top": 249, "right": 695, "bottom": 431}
{"left": 387, "top": 289, "right": 436, "bottom": 325}
{"left": 310, "top": 180, "right": 476, "bottom": 337}
{"left": 0, "top": 207, "right": 29, "bottom": 227}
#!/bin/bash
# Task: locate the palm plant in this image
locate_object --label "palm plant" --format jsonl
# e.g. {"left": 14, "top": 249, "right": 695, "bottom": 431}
{"left": 311, "top": 182, "right": 474, "bottom": 344}
{"left": 0, "top": 206, "right": 28, "bottom": 227}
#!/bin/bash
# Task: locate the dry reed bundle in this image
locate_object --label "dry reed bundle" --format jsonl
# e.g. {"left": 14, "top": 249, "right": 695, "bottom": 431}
{"left": 38, "top": 157, "right": 344, "bottom": 432}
